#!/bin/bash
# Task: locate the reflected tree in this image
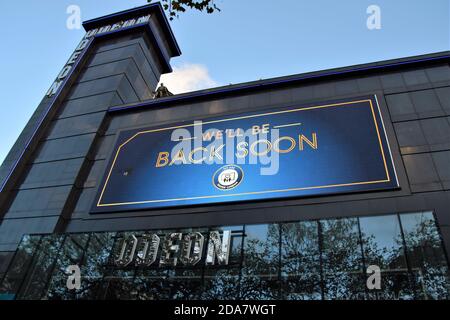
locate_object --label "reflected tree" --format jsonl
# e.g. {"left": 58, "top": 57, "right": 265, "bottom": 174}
{"left": 360, "top": 215, "right": 413, "bottom": 300}
{"left": 281, "top": 221, "right": 321, "bottom": 300}
{"left": 3, "top": 214, "right": 448, "bottom": 300}
{"left": 240, "top": 224, "right": 280, "bottom": 300}
{"left": 320, "top": 218, "right": 365, "bottom": 299}
{"left": 399, "top": 214, "right": 450, "bottom": 299}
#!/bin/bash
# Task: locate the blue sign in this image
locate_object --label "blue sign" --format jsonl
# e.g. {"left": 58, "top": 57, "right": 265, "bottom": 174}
{"left": 92, "top": 95, "right": 398, "bottom": 213}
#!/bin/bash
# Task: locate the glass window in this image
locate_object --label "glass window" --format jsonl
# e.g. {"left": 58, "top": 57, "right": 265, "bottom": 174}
{"left": 400, "top": 212, "right": 450, "bottom": 299}
{"left": 134, "top": 269, "right": 170, "bottom": 300}
{"left": 77, "top": 232, "right": 116, "bottom": 300}
{"left": 103, "top": 275, "right": 136, "bottom": 300}
{"left": 103, "top": 231, "right": 139, "bottom": 300}
{"left": 241, "top": 224, "right": 280, "bottom": 300}
{"left": 1, "top": 211, "right": 448, "bottom": 300}
{"left": 152, "top": 227, "right": 207, "bottom": 300}
{"left": 0, "top": 235, "right": 42, "bottom": 299}
{"left": 16, "top": 235, "right": 65, "bottom": 300}
{"left": 321, "top": 217, "right": 365, "bottom": 299}
{"left": 280, "top": 221, "right": 321, "bottom": 300}
{"left": 202, "top": 268, "right": 240, "bottom": 300}
{"left": 359, "top": 215, "right": 413, "bottom": 299}
{"left": 202, "top": 225, "right": 243, "bottom": 300}
{"left": 131, "top": 228, "right": 173, "bottom": 300}
{"left": 45, "top": 234, "right": 90, "bottom": 300}
{"left": 209, "top": 225, "right": 244, "bottom": 267}
{"left": 165, "top": 269, "right": 203, "bottom": 300}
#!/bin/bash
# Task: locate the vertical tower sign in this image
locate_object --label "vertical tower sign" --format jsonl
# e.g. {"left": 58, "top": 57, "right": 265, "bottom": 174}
{"left": 46, "top": 15, "right": 152, "bottom": 97}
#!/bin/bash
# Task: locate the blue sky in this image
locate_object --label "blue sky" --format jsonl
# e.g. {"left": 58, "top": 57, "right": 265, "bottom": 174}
{"left": 0, "top": 0, "right": 448, "bottom": 164}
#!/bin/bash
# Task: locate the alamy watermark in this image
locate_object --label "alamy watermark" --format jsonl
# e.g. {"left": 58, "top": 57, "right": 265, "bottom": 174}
{"left": 366, "top": 265, "right": 381, "bottom": 290}
{"left": 154, "top": 121, "right": 319, "bottom": 176}
{"left": 367, "top": 5, "right": 382, "bottom": 30}
{"left": 66, "top": 265, "right": 81, "bottom": 290}
{"left": 66, "top": 5, "right": 81, "bottom": 30}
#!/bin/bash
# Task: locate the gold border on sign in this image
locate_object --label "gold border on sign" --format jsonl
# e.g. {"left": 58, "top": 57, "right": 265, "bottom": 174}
{"left": 96, "top": 98, "right": 391, "bottom": 207}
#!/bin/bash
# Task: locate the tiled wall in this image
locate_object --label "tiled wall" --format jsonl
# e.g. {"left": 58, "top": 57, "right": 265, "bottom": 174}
{"left": 0, "top": 28, "right": 166, "bottom": 257}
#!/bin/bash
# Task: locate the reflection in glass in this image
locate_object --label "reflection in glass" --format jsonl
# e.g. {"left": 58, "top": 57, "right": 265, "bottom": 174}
{"left": 17, "top": 235, "right": 65, "bottom": 300}
{"left": 134, "top": 269, "right": 170, "bottom": 300}
{"left": 0, "top": 212, "right": 448, "bottom": 300}
{"left": 166, "top": 269, "right": 203, "bottom": 300}
{"left": 75, "top": 232, "right": 116, "bottom": 299}
{"left": 280, "top": 221, "right": 321, "bottom": 300}
{"left": 202, "top": 226, "right": 243, "bottom": 299}
{"left": 202, "top": 268, "right": 240, "bottom": 300}
{"left": 209, "top": 226, "right": 244, "bottom": 267}
{"left": 241, "top": 224, "right": 280, "bottom": 300}
{"left": 360, "top": 215, "right": 412, "bottom": 299}
{"left": 400, "top": 212, "right": 450, "bottom": 299}
{"left": 0, "top": 235, "right": 42, "bottom": 299}
{"left": 103, "top": 232, "right": 139, "bottom": 300}
{"left": 45, "top": 234, "right": 89, "bottom": 300}
{"left": 321, "top": 218, "right": 365, "bottom": 299}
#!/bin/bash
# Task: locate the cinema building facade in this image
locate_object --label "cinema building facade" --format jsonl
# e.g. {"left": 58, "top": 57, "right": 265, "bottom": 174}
{"left": 0, "top": 3, "right": 449, "bottom": 300}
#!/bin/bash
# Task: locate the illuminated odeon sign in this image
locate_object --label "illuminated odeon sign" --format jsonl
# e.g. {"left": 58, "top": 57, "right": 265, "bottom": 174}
{"left": 46, "top": 14, "right": 151, "bottom": 97}
{"left": 114, "top": 230, "right": 231, "bottom": 267}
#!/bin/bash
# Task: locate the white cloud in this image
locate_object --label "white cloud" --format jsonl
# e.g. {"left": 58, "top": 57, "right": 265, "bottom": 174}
{"left": 159, "top": 63, "right": 218, "bottom": 94}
